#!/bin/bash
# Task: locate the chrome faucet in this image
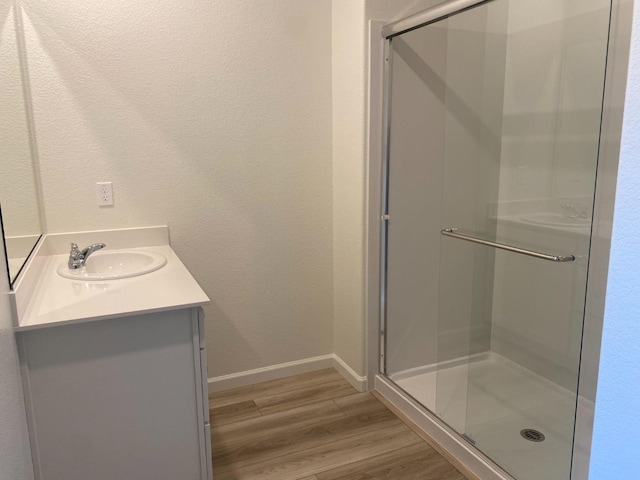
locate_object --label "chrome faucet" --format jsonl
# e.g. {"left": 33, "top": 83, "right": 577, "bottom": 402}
{"left": 68, "top": 242, "right": 106, "bottom": 269}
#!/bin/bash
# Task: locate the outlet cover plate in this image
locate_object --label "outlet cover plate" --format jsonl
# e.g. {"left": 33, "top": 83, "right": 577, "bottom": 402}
{"left": 96, "top": 182, "right": 114, "bottom": 207}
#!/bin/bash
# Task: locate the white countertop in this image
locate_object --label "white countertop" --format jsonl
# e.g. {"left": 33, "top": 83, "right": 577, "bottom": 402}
{"left": 13, "top": 228, "right": 209, "bottom": 331}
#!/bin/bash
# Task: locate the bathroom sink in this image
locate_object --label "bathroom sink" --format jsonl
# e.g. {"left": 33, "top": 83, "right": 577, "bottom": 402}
{"left": 519, "top": 212, "right": 590, "bottom": 228}
{"left": 57, "top": 250, "right": 167, "bottom": 281}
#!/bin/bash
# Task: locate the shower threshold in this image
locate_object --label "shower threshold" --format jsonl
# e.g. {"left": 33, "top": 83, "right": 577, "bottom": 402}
{"left": 384, "top": 353, "right": 593, "bottom": 480}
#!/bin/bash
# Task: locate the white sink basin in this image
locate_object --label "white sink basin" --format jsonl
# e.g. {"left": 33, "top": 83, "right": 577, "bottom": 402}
{"left": 519, "top": 212, "right": 590, "bottom": 228}
{"left": 57, "top": 250, "right": 167, "bottom": 281}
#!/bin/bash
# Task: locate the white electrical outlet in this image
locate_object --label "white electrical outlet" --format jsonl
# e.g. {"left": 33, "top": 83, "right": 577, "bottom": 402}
{"left": 96, "top": 182, "right": 114, "bottom": 206}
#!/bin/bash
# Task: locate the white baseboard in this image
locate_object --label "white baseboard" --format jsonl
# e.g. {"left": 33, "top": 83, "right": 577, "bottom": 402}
{"left": 332, "top": 354, "right": 368, "bottom": 392}
{"left": 208, "top": 355, "right": 333, "bottom": 393}
{"left": 208, "top": 354, "right": 367, "bottom": 393}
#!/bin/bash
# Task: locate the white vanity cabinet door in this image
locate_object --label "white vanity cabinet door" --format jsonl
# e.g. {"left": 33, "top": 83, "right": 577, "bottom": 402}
{"left": 19, "top": 308, "right": 211, "bottom": 480}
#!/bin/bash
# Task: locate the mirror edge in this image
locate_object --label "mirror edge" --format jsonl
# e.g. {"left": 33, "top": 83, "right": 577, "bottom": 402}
{"left": 0, "top": 203, "right": 43, "bottom": 290}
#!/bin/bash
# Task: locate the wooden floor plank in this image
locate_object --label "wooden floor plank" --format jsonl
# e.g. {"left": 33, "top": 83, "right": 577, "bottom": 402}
{"left": 212, "top": 399, "right": 344, "bottom": 448}
{"left": 315, "top": 442, "right": 465, "bottom": 480}
{"left": 210, "top": 400, "right": 262, "bottom": 427}
{"left": 332, "top": 392, "right": 387, "bottom": 416}
{"left": 210, "top": 369, "right": 344, "bottom": 408}
{"left": 210, "top": 369, "right": 470, "bottom": 480}
{"left": 213, "top": 405, "right": 402, "bottom": 472}
{"left": 212, "top": 423, "right": 423, "bottom": 480}
{"left": 254, "top": 379, "right": 357, "bottom": 415}
{"left": 402, "top": 469, "right": 468, "bottom": 480}
{"left": 371, "top": 390, "right": 476, "bottom": 480}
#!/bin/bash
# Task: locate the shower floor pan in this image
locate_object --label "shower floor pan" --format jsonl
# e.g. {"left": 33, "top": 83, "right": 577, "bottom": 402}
{"left": 389, "top": 353, "right": 593, "bottom": 480}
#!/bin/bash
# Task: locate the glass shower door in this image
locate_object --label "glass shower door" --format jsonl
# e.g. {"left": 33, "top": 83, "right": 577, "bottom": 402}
{"left": 383, "top": 9, "right": 452, "bottom": 413}
{"left": 433, "top": 1, "right": 611, "bottom": 479}
{"left": 382, "top": 0, "right": 612, "bottom": 477}
{"left": 432, "top": 2, "right": 507, "bottom": 436}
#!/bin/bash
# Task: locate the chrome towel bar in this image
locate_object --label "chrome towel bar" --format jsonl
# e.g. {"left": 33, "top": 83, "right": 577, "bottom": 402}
{"left": 441, "top": 228, "right": 575, "bottom": 263}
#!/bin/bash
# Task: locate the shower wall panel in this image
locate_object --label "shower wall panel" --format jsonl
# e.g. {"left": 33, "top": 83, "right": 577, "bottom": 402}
{"left": 491, "top": 0, "right": 611, "bottom": 392}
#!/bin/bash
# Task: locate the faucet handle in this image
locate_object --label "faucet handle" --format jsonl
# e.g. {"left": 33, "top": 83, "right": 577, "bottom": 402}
{"left": 68, "top": 243, "right": 83, "bottom": 269}
{"left": 69, "top": 243, "right": 81, "bottom": 257}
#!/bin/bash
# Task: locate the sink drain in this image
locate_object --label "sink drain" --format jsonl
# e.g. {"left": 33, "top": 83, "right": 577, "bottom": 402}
{"left": 520, "top": 429, "right": 545, "bottom": 442}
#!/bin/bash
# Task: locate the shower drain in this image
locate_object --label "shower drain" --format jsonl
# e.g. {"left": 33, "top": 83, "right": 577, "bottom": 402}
{"left": 520, "top": 429, "right": 545, "bottom": 442}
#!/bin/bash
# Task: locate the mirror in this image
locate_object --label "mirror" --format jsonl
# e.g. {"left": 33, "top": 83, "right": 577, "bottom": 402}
{"left": 0, "top": 2, "right": 43, "bottom": 288}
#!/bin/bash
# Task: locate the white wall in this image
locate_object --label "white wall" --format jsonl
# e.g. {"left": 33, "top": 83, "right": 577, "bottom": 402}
{"left": 19, "top": 0, "right": 334, "bottom": 377}
{"left": 331, "top": 0, "right": 367, "bottom": 378}
{"left": 0, "top": 228, "right": 34, "bottom": 479}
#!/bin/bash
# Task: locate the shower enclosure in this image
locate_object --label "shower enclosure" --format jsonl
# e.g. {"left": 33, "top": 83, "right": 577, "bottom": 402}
{"left": 379, "top": 0, "right": 613, "bottom": 479}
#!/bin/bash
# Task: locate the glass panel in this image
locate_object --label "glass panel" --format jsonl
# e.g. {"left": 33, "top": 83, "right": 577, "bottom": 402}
{"left": 383, "top": 0, "right": 611, "bottom": 479}
{"left": 433, "top": 1, "right": 507, "bottom": 437}
{"left": 435, "top": 0, "right": 609, "bottom": 479}
{"left": 458, "top": 2, "right": 610, "bottom": 479}
{"left": 383, "top": 13, "right": 450, "bottom": 412}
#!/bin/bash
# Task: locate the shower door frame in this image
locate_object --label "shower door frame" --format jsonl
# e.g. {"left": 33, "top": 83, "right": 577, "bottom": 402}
{"left": 368, "top": 1, "right": 633, "bottom": 479}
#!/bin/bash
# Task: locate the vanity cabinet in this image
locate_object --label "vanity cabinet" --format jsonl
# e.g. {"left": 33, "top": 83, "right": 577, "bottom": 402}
{"left": 18, "top": 307, "right": 211, "bottom": 480}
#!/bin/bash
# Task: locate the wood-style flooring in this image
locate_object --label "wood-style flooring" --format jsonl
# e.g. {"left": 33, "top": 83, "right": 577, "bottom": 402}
{"left": 209, "top": 368, "right": 468, "bottom": 479}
